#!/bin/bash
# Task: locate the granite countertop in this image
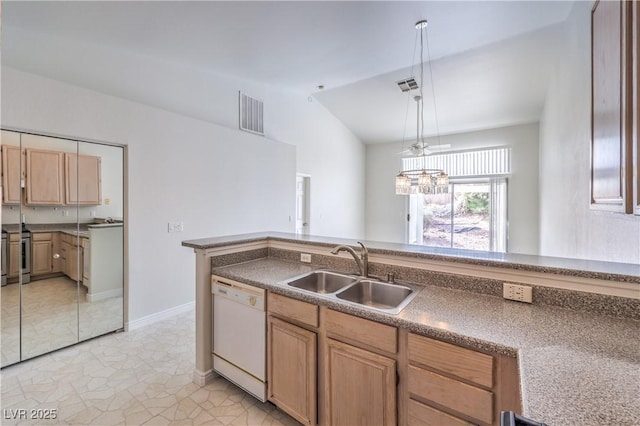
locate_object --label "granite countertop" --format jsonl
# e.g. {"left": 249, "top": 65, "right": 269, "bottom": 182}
{"left": 211, "top": 257, "right": 640, "bottom": 426}
{"left": 2, "top": 222, "right": 121, "bottom": 237}
{"left": 183, "top": 231, "right": 640, "bottom": 283}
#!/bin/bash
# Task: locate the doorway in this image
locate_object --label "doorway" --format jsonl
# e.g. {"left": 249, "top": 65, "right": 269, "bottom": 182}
{"left": 407, "top": 178, "right": 507, "bottom": 252}
{"left": 295, "top": 175, "right": 310, "bottom": 235}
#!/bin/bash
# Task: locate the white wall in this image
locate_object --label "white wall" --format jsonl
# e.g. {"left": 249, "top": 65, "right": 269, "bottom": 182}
{"left": 2, "top": 68, "right": 300, "bottom": 322}
{"left": 539, "top": 2, "right": 640, "bottom": 264}
{"left": 3, "top": 24, "right": 366, "bottom": 240}
{"left": 365, "top": 123, "right": 540, "bottom": 254}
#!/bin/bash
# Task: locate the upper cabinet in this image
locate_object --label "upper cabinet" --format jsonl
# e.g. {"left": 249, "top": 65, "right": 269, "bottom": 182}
{"left": 591, "top": 0, "right": 639, "bottom": 214}
{"left": 65, "top": 153, "right": 102, "bottom": 205}
{"left": 1, "top": 130, "right": 24, "bottom": 205}
{"left": 633, "top": 0, "right": 639, "bottom": 215}
{"left": 25, "top": 148, "right": 65, "bottom": 205}
{"left": 1, "top": 133, "right": 103, "bottom": 206}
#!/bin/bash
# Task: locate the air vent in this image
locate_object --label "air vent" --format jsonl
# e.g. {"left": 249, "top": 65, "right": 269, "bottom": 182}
{"left": 239, "top": 92, "right": 264, "bottom": 135}
{"left": 396, "top": 77, "right": 419, "bottom": 92}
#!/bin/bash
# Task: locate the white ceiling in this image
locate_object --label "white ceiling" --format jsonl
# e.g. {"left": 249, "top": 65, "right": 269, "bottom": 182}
{"left": 2, "top": 1, "right": 575, "bottom": 144}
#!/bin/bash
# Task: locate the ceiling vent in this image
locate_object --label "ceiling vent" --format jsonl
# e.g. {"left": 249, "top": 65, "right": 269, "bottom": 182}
{"left": 396, "top": 77, "right": 419, "bottom": 92}
{"left": 239, "top": 92, "right": 264, "bottom": 135}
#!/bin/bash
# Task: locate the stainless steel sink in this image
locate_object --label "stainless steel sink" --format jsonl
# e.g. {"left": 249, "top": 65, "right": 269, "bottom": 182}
{"left": 285, "top": 271, "right": 358, "bottom": 294}
{"left": 335, "top": 279, "right": 416, "bottom": 314}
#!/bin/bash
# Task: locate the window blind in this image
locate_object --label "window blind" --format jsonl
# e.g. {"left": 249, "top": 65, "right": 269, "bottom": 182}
{"left": 402, "top": 147, "right": 511, "bottom": 178}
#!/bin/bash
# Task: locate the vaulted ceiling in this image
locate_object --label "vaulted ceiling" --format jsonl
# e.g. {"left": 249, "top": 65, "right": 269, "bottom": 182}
{"left": 2, "top": 1, "right": 575, "bottom": 144}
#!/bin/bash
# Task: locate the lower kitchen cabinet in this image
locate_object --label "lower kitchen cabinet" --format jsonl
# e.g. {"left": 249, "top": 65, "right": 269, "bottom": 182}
{"left": 265, "top": 292, "right": 520, "bottom": 426}
{"left": 31, "top": 233, "right": 53, "bottom": 276}
{"left": 8, "top": 236, "right": 20, "bottom": 278}
{"left": 60, "top": 233, "right": 84, "bottom": 282}
{"left": 267, "top": 316, "right": 317, "bottom": 426}
{"left": 325, "top": 338, "right": 396, "bottom": 426}
{"left": 406, "top": 333, "right": 520, "bottom": 426}
{"left": 267, "top": 293, "right": 318, "bottom": 426}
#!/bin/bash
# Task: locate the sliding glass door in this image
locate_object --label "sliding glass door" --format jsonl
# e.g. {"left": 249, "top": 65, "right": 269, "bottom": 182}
{"left": 407, "top": 178, "right": 507, "bottom": 252}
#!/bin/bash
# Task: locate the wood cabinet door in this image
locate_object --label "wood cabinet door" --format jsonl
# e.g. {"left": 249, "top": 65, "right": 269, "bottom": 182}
{"left": 32, "top": 240, "right": 53, "bottom": 276}
{"left": 26, "top": 148, "right": 64, "bottom": 205}
{"left": 65, "top": 243, "right": 82, "bottom": 282}
{"left": 65, "top": 153, "right": 101, "bottom": 205}
{"left": 8, "top": 241, "right": 20, "bottom": 278}
{"left": 1, "top": 137, "right": 23, "bottom": 205}
{"left": 325, "top": 338, "right": 396, "bottom": 426}
{"left": 591, "top": 0, "right": 634, "bottom": 212}
{"left": 268, "top": 316, "right": 316, "bottom": 426}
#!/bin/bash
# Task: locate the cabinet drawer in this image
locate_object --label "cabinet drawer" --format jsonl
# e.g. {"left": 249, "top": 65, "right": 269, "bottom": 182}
{"left": 409, "top": 333, "right": 493, "bottom": 388}
{"left": 408, "top": 365, "right": 493, "bottom": 425}
{"left": 9, "top": 233, "right": 20, "bottom": 242}
{"left": 408, "top": 398, "right": 474, "bottom": 426}
{"left": 268, "top": 292, "right": 318, "bottom": 328}
{"left": 32, "top": 233, "right": 52, "bottom": 241}
{"left": 325, "top": 309, "right": 397, "bottom": 354}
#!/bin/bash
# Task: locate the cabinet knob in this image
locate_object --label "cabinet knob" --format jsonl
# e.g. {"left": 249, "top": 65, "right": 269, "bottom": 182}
{"left": 53, "top": 253, "right": 60, "bottom": 259}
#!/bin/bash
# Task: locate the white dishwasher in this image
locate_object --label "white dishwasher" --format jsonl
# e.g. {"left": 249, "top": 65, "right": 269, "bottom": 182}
{"left": 212, "top": 277, "right": 266, "bottom": 401}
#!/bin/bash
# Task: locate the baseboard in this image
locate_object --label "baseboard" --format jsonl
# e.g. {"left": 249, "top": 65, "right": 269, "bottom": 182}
{"left": 87, "top": 288, "right": 123, "bottom": 302}
{"left": 193, "top": 368, "right": 217, "bottom": 386}
{"left": 126, "top": 301, "right": 195, "bottom": 331}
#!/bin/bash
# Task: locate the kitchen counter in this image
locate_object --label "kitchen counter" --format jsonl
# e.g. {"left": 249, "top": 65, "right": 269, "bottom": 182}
{"left": 3, "top": 222, "right": 122, "bottom": 237}
{"left": 183, "top": 232, "right": 640, "bottom": 283}
{"left": 211, "top": 257, "right": 640, "bottom": 426}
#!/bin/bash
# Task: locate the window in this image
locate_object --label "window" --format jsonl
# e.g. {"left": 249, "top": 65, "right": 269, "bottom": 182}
{"left": 405, "top": 148, "right": 510, "bottom": 252}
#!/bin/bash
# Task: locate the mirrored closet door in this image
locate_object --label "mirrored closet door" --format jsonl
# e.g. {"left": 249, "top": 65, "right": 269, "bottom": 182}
{"left": 0, "top": 130, "right": 125, "bottom": 367}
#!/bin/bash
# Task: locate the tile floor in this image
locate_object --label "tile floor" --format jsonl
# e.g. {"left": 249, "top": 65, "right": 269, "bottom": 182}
{"left": 2, "top": 277, "right": 124, "bottom": 365}
{"left": 0, "top": 309, "right": 300, "bottom": 426}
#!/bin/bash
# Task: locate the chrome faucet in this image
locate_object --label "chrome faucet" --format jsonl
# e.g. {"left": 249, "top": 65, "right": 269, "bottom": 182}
{"left": 331, "top": 241, "right": 369, "bottom": 278}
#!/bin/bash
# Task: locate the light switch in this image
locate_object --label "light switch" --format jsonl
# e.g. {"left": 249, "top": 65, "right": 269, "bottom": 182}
{"left": 168, "top": 221, "right": 184, "bottom": 233}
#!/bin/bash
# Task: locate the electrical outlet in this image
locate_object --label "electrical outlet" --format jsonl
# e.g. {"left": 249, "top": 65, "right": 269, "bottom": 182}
{"left": 503, "top": 283, "right": 533, "bottom": 303}
{"left": 300, "top": 253, "right": 312, "bottom": 263}
{"left": 167, "top": 221, "right": 184, "bottom": 233}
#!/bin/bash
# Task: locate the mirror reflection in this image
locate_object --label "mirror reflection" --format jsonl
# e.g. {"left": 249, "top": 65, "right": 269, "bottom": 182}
{"left": 1, "top": 130, "right": 124, "bottom": 367}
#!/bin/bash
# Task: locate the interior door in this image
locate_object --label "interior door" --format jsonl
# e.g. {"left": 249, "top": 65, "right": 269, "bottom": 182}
{"left": 295, "top": 175, "right": 310, "bottom": 235}
{"left": 1, "top": 130, "right": 22, "bottom": 367}
{"left": 77, "top": 140, "right": 124, "bottom": 341}
{"left": 19, "top": 134, "right": 79, "bottom": 360}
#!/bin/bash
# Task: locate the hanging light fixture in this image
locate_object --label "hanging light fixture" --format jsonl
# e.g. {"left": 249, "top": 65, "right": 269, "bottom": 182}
{"left": 395, "top": 19, "right": 449, "bottom": 195}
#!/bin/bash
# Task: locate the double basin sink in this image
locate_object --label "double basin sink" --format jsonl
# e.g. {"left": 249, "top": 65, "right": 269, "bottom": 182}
{"left": 281, "top": 270, "right": 418, "bottom": 315}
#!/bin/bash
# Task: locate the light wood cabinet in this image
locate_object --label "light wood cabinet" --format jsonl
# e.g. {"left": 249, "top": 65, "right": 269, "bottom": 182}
{"left": 267, "top": 316, "right": 317, "bottom": 426}
{"left": 325, "top": 338, "right": 396, "bottom": 426}
{"left": 264, "top": 293, "right": 520, "bottom": 426}
{"left": 25, "top": 148, "right": 64, "bottom": 205}
{"left": 633, "top": 0, "right": 640, "bottom": 215}
{"left": 267, "top": 293, "right": 318, "bottom": 425}
{"left": 268, "top": 292, "right": 318, "bottom": 328}
{"left": 8, "top": 238, "right": 20, "bottom": 278}
{"left": 407, "top": 398, "right": 474, "bottom": 426}
{"left": 590, "top": 0, "right": 639, "bottom": 213}
{"left": 60, "top": 233, "right": 83, "bottom": 282}
{"left": 406, "top": 333, "right": 520, "bottom": 426}
{"left": 65, "top": 153, "right": 101, "bottom": 205}
{"left": 65, "top": 243, "right": 82, "bottom": 281}
{"left": 32, "top": 233, "right": 53, "bottom": 276}
{"left": 1, "top": 131, "right": 23, "bottom": 205}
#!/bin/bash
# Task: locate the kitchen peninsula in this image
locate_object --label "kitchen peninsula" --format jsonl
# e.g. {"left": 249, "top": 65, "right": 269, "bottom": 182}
{"left": 183, "top": 232, "right": 640, "bottom": 426}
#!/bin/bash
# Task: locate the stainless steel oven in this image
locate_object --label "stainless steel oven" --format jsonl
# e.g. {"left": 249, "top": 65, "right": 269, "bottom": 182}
{"left": 21, "top": 230, "right": 31, "bottom": 284}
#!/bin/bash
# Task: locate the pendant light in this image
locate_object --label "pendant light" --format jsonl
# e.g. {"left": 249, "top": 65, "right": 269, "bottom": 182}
{"left": 395, "top": 20, "right": 449, "bottom": 195}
